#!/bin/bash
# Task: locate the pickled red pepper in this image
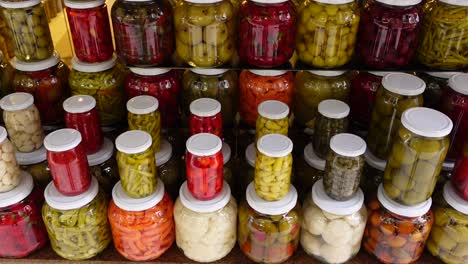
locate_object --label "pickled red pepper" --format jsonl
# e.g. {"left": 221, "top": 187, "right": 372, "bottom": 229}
{"left": 452, "top": 141, "right": 468, "bottom": 200}
{"left": 189, "top": 98, "right": 223, "bottom": 138}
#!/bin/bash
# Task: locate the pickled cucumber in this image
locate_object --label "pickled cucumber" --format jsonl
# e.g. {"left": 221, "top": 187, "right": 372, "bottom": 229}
{"left": 254, "top": 152, "right": 292, "bottom": 201}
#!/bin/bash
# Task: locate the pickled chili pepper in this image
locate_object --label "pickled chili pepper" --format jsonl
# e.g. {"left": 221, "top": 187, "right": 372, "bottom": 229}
{"left": 452, "top": 141, "right": 468, "bottom": 200}
{"left": 189, "top": 98, "right": 223, "bottom": 138}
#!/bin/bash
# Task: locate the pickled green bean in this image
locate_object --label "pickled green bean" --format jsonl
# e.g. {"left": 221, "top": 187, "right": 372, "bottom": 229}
{"left": 117, "top": 149, "right": 157, "bottom": 198}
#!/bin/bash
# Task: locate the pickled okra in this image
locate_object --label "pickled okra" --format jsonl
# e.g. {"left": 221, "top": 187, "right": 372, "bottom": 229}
{"left": 117, "top": 148, "right": 157, "bottom": 198}
{"left": 128, "top": 110, "right": 161, "bottom": 153}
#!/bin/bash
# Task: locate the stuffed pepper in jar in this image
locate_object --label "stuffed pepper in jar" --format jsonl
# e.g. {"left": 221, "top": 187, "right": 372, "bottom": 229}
{"left": 155, "top": 139, "right": 181, "bottom": 199}
{"left": 0, "top": 126, "right": 21, "bottom": 192}
{"left": 15, "top": 146, "right": 51, "bottom": 187}
{"left": 189, "top": 98, "right": 223, "bottom": 138}
{"left": 256, "top": 100, "right": 289, "bottom": 141}
{"left": 127, "top": 95, "right": 161, "bottom": 153}
{"left": 452, "top": 141, "right": 468, "bottom": 201}
{"left": 87, "top": 138, "right": 119, "bottom": 195}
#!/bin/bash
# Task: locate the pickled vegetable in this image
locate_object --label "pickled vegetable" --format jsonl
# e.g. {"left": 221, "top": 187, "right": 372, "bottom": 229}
{"left": 452, "top": 141, "right": 468, "bottom": 200}
{"left": 0, "top": 15, "right": 14, "bottom": 60}
{"left": 127, "top": 95, "right": 161, "bottom": 153}
{"left": 0, "top": 127, "right": 21, "bottom": 192}
{"left": 189, "top": 98, "right": 223, "bottom": 138}
{"left": 256, "top": 100, "right": 289, "bottom": 141}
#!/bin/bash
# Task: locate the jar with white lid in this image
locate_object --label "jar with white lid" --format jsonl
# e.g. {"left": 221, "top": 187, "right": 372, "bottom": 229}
{"left": 418, "top": 71, "right": 459, "bottom": 109}
{"left": 239, "top": 183, "right": 301, "bottom": 264}
{"left": 155, "top": 139, "right": 180, "bottom": 199}
{"left": 127, "top": 95, "right": 161, "bottom": 153}
{"left": 301, "top": 180, "right": 366, "bottom": 264}
{"left": 360, "top": 149, "right": 387, "bottom": 198}
{"left": 256, "top": 100, "right": 289, "bottom": 141}
{"left": 87, "top": 138, "right": 118, "bottom": 195}
{"left": 0, "top": 92, "right": 44, "bottom": 152}
{"left": 16, "top": 146, "right": 50, "bottom": 187}
{"left": 0, "top": 126, "right": 21, "bottom": 192}
{"left": 296, "top": 143, "right": 325, "bottom": 200}
{"left": 174, "top": 181, "right": 237, "bottom": 262}
{"left": 189, "top": 98, "right": 223, "bottom": 138}
{"left": 42, "top": 177, "right": 111, "bottom": 260}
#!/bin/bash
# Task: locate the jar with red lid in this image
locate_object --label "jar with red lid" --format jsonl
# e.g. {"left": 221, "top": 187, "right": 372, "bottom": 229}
{"left": 44, "top": 128, "right": 91, "bottom": 196}
{"left": 238, "top": 0, "right": 296, "bottom": 67}
{"left": 357, "top": 0, "right": 423, "bottom": 69}
{"left": 63, "top": 95, "right": 103, "bottom": 155}
{"left": 189, "top": 98, "right": 223, "bottom": 138}
{"left": 452, "top": 141, "right": 468, "bottom": 201}
{"left": 64, "top": 0, "right": 114, "bottom": 63}
{"left": 186, "top": 133, "right": 223, "bottom": 200}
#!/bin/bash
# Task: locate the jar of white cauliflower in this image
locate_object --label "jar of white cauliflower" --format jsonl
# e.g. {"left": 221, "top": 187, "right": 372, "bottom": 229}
{"left": 301, "top": 179, "right": 367, "bottom": 264}
{"left": 0, "top": 126, "right": 21, "bottom": 192}
{"left": 174, "top": 181, "right": 237, "bottom": 262}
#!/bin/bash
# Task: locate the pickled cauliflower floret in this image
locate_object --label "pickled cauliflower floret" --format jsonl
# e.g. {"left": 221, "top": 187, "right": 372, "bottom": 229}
{"left": 301, "top": 231, "right": 321, "bottom": 256}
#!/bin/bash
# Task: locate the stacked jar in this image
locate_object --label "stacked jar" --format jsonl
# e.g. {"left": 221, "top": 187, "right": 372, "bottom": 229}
{"left": 256, "top": 100, "right": 289, "bottom": 141}
{"left": 189, "top": 98, "right": 223, "bottom": 138}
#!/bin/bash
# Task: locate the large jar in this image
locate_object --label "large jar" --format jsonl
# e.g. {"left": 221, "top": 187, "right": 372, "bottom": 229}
{"left": 155, "top": 139, "right": 180, "bottom": 199}
{"left": 360, "top": 149, "right": 386, "bottom": 198}
{"left": 418, "top": 72, "right": 459, "bottom": 110}
{"left": 367, "top": 73, "right": 425, "bottom": 160}
{"left": 363, "top": 184, "right": 433, "bottom": 264}
{"left": 296, "top": 0, "right": 359, "bottom": 68}
{"left": 301, "top": 180, "right": 366, "bottom": 264}
{"left": 109, "top": 179, "right": 174, "bottom": 261}
{"left": 69, "top": 55, "right": 125, "bottom": 126}
{"left": 452, "top": 141, "right": 468, "bottom": 201}
{"left": 16, "top": 146, "right": 51, "bottom": 187}
{"left": 0, "top": 51, "right": 13, "bottom": 99}
{"left": 189, "top": 98, "right": 223, "bottom": 138}
{"left": 111, "top": 0, "right": 174, "bottom": 66}
{"left": 294, "top": 71, "right": 350, "bottom": 129}
{"left": 87, "top": 138, "right": 118, "bottom": 195}
{"left": 295, "top": 143, "right": 325, "bottom": 200}
{"left": 238, "top": 0, "right": 296, "bottom": 67}
{"left": 65, "top": 0, "right": 113, "bottom": 63}
{"left": 256, "top": 100, "right": 289, "bottom": 141}
{"left": 239, "top": 70, "right": 294, "bottom": 128}
{"left": 239, "top": 183, "right": 301, "bottom": 264}
{"left": 42, "top": 177, "right": 111, "bottom": 260}
{"left": 174, "top": 181, "right": 237, "bottom": 262}
{"left": 0, "top": 126, "right": 21, "bottom": 192}
{"left": 127, "top": 95, "right": 161, "bottom": 153}
{"left": 357, "top": 0, "right": 422, "bottom": 69}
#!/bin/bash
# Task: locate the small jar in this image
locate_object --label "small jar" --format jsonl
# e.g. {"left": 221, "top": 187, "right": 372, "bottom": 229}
{"left": 0, "top": 93, "right": 44, "bottom": 152}
{"left": 0, "top": 171, "right": 47, "bottom": 258}
{"left": 363, "top": 185, "right": 433, "bottom": 264}
{"left": 384, "top": 107, "right": 452, "bottom": 205}
{"left": 367, "top": 73, "right": 425, "bottom": 160}
{"left": 301, "top": 180, "right": 366, "bottom": 264}
{"left": 324, "top": 133, "right": 366, "bottom": 201}
{"left": 127, "top": 95, "right": 161, "bottom": 153}
{"left": 295, "top": 143, "right": 325, "bottom": 200}
{"left": 239, "top": 183, "right": 301, "bottom": 264}
{"left": 0, "top": 51, "right": 13, "bottom": 99}
{"left": 109, "top": 179, "right": 174, "bottom": 261}
{"left": 0, "top": 126, "right": 21, "bottom": 192}
{"left": 360, "top": 150, "right": 387, "bottom": 198}
{"left": 256, "top": 100, "right": 289, "bottom": 141}
{"left": 63, "top": 95, "right": 103, "bottom": 155}
{"left": 15, "top": 146, "right": 51, "bottom": 187}
{"left": 240, "top": 142, "right": 256, "bottom": 195}
{"left": 185, "top": 133, "right": 223, "bottom": 200}
{"left": 42, "top": 177, "right": 111, "bottom": 260}
{"left": 155, "top": 139, "right": 180, "bottom": 199}
{"left": 313, "top": 99, "right": 350, "bottom": 159}
{"left": 452, "top": 141, "right": 468, "bottom": 200}
{"left": 65, "top": 0, "right": 113, "bottom": 63}
{"left": 174, "top": 181, "right": 237, "bottom": 262}
{"left": 418, "top": 72, "right": 459, "bottom": 110}
{"left": 87, "top": 138, "right": 118, "bottom": 195}
{"left": 116, "top": 130, "right": 157, "bottom": 198}
{"left": 255, "top": 134, "right": 293, "bottom": 201}
{"left": 189, "top": 98, "right": 223, "bottom": 138}
{"left": 44, "top": 128, "right": 91, "bottom": 196}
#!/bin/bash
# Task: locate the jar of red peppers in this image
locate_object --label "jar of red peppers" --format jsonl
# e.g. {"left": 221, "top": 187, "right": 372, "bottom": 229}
{"left": 127, "top": 95, "right": 161, "bottom": 153}
{"left": 15, "top": 146, "right": 51, "bottom": 187}
{"left": 87, "top": 138, "right": 119, "bottom": 195}
{"left": 189, "top": 98, "right": 223, "bottom": 138}
{"left": 418, "top": 71, "right": 459, "bottom": 110}
{"left": 452, "top": 141, "right": 468, "bottom": 201}
{"left": 186, "top": 133, "right": 223, "bottom": 201}
{"left": 64, "top": 0, "right": 113, "bottom": 63}
{"left": 238, "top": 0, "right": 296, "bottom": 67}
{"left": 44, "top": 128, "right": 91, "bottom": 196}
{"left": 63, "top": 95, "right": 103, "bottom": 155}
{"left": 357, "top": 0, "right": 422, "bottom": 69}
{"left": 0, "top": 171, "right": 48, "bottom": 258}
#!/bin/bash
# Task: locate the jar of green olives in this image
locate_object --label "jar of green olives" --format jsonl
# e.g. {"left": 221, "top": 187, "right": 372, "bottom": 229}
{"left": 418, "top": 72, "right": 459, "bottom": 109}
{"left": 127, "top": 95, "right": 161, "bottom": 153}
{"left": 15, "top": 146, "right": 51, "bottom": 187}
{"left": 367, "top": 73, "right": 425, "bottom": 160}
{"left": 295, "top": 143, "right": 325, "bottom": 201}
{"left": 87, "top": 138, "right": 118, "bottom": 195}
{"left": 360, "top": 149, "right": 386, "bottom": 199}
{"left": 384, "top": 107, "right": 453, "bottom": 205}
{"left": 256, "top": 100, "right": 289, "bottom": 142}
{"left": 155, "top": 139, "right": 180, "bottom": 199}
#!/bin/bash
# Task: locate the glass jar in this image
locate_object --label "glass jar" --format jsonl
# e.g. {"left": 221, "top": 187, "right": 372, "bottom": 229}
{"left": 69, "top": 55, "right": 125, "bottom": 126}
{"left": 127, "top": 95, "right": 161, "bottom": 153}
{"left": 363, "top": 184, "right": 433, "bottom": 264}
{"left": 239, "top": 183, "right": 301, "bottom": 264}
{"left": 367, "top": 73, "right": 425, "bottom": 160}
{"left": 87, "top": 138, "right": 118, "bottom": 195}
{"left": 0, "top": 0, "right": 54, "bottom": 61}
{"left": 295, "top": 143, "right": 325, "bottom": 200}
{"left": 174, "top": 181, "right": 237, "bottom": 262}
{"left": 0, "top": 51, "right": 13, "bottom": 99}
{"left": 238, "top": 0, "right": 296, "bottom": 67}
{"left": 65, "top": 0, "right": 113, "bottom": 63}
{"left": 294, "top": 71, "right": 350, "bottom": 129}
{"left": 44, "top": 128, "right": 91, "bottom": 196}
{"left": 111, "top": 0, "right": 173, "bottom": 66}
{"left": 417, "top": 0, "right": 468, "bottom": 69}
{"left": 116, "top": 130, "right": 157, "bottom": 198}
{"left": 240, "top": 142, "right": 256, "bottom": 195}
{"left": 63, "top": 95, "right": 103, "bottom": 155}
{"left": 301, "top": 180, "right": 366, "bottom": 264}
{"left": 0, "top": 17, "right": 13, "bottom": 60}
{"left": 452, "top": 141, "right": 468, "bottom": 200}
{"left": 0, "top": 171, "right": 47, "bottom": 258}
{"left": 15, "top": 146, "right": 50, "bottom": 187}
{"left": 384, "top": 107, "right": 452, "bottom": 205}
{"left": 418, "top": 72, "right": 459, "bottom": 110}
{"left": 185, "top": 133, "right": 223, "bottom": 200}
{"left": 189, "top": 98, "right": 223, "bottom": 138}
{"left": 155, "top": 139, "right": 180, "bottom": 199}
{"left": 109, "top": 179, "right": 174, "bottom": 261}
{"left": 0, "top": 93, "right": 44, "bottom": 152}
{"left": 239, "top": 70, "right": 294, "bottom": 128}
{"left": 0, "top": 126, "right": 21, "bottom": 192}
{"left": 42, "top": 177, "right": 111, "bottom": 260}
{"left": 125, "top": 68, "right": 181, "bottom": 128}
{"left": 357, "top": 0, "right": 422, "bottom": 69}
{"left": 296, "top": 0, "right": 359, "bottom": 68}
{"left": 256, "top": 100, "right": 289, "bottom": 141}
{"left": 361, "top": 149, "right": 386, "bottom": 198}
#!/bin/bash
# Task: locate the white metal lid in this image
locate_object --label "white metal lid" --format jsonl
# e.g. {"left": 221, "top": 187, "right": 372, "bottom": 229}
{"left": 378, "top": 184, "right": 431, "bottom": 217}
{"left": 12, "top": 52, "right": 60, "bottom": 72}
{"left": 0, "top": 126, "right": 6, "bottom": 143}
{"left": 127, "top": 95, "right": 159, "bottom": 115}
{"left": 330, "top": 133, "right": 366, "bottom": 157}
{"left": 313, "top": 0, "right": 354, "bottom": 3}
{"left": 190, "top": 68, "right": 229, "bottom": 75}
{"left": 222, "top": 142, "right": 231, "bottom": 165}
{"left": 186, "top": 133, "right": 222, "bottom": 156}
{"left": 318, "top": 99, "right": 350, "bottom": 119}
{"left": 112, "top": 179, "right": 165, "bottom": 211}
{"left": 0, "top": 92, "right": 34, "bottom": 112}
{"left": 448, "top": 73, "right": 468, "bottom": 95}
{"left": 436, "top": 0, "right": 468, "bottom": 6}
{"left": 246, "top": 182, "right": 297, "bottom": 215}
{"left": 308, "top": 70, "right": 347, "bottom": 76}
{"left": 443, "top": 182, "right": 468, "bottom": 215}
{"left": 304, "top": 143, "right": 325, "bottom": 171}
{"left": 249, "top": 70, "right": 287, "bottom": 77}
{"left": 87, "top": 138, "right": 113, "bottom": 166}
{"left": 258, "top": 100, "right": 289, "bottom": 120}
{"left": 184, "top": 0, "right": 224, "bottom": 3}
{"left": 189, "top": 98, "right": 221, "bottom": 117}
{"left": 16, "top": 146, "right": 47, "bottom": 165}
{"left": 71, "top": 55, "right": 116, "bottom": 73}
{"left": 251, "top": 0, "right": 288, "bottom": 3}
{"left": 45, "top": 177, "right": 99, "bottom": 210}
{"left": 0, "top": 0, "right": 41, "bottom": 9}
{"left": 312, "top": 180, "right": 364, "bottom": 215}
{"left": 155, "top": 139, "right": 172, "bottom": 166}
{"left": 64, "top": 0, "right": 105, "bottom": 9}
{"left": 368, "top": 71, "right": 394, "bottom": 77}
{"left": 63, "top": 95, "right": 96, "bottom": 114}
{"left": 382, "top": 73, "right": 426, "bottom": 96}
{"left": 179, "top": 180, "right": 231, "bottom": 213}
{"left": 401, "top": 107, "right": 453, "bottom": 138}
{"left": 44, "top": 128, "right": 82, "bottom": 152}
{"left": 115, "top": 130, "right": 152, "bottom": 154}
{"left": 257, "top": 134, "right": 293, "bottom": 158}
{"left": 364, "top": 150, "right": 387, "bottom": 171}
{"left": 129, "top": 67, "right": 171, "bottom": 76}
{"left": 375, "top": 0, "right": 422, "bottom": 6}
{"left": 425, "top": 71, "right": 460, "bottom": 79}
{"left": 0, "top": 171, "right": 33, "bottom": 208}
{"left": 245, "top": 143, "right": 256, "bottom": 167}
